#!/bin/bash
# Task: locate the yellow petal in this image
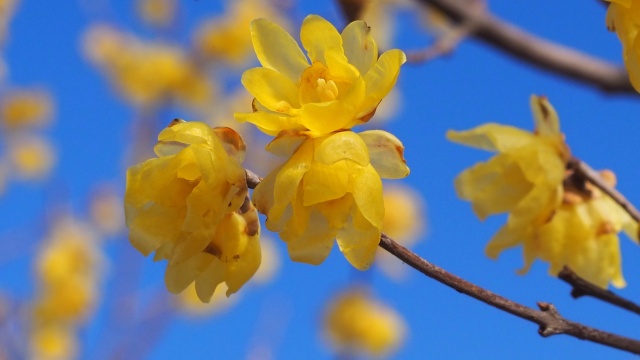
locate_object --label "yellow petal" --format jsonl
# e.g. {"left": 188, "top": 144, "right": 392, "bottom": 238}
{"left": 265, "top": 131, "right": 308, "bottom": 157}
{"left": 269, "top": 140, "right": 313, "bottom": 223}
{"left": 446, "top": 124, "right": 536, "bottom": 153}
{"left": 165, "top": 253, "right": 214, "bottom": 294}
{"left": 485, "top": 224, "right": 525, "bottom": 259}
{"left": 342, "top": 20, "right": 378, "bottom": 75}
{"left": 300, "top": 100, "right": 357, "bottom": 134}
{"left": 155, "top": 121, "right": 216, "bottom": 157}
{"left": 300, "top": 15, "right": 344, "bottom": 64}
{"left": 224, "top": 232, "right": 261, "bottom": 295}
{"left": 252, "top": 164, "right": 281, "bottom": 216}
{"left": 359, "top": 130, "right": 409, "bottom": 179}
{"left": 454, "top": 153, "right": 533, "bottom": 220}
{"left": 284, "top": 208, "right": 336, "bottom": 265}
{"left": 194, "top": 257, "right": 226, "bottom": 302}
{"left": 302, "top": 160, "right": 350, "bottom": 206}
{"left": 241, "top": 67, "right": 300, "bottom": 111}
{"left": 235, "top": 106, "right": 298, "bottom": 137}
{"left": 250, "top": 18, "right": 309, "bottom": 82}
{"left": 212, "top": 126, "right": 247, "bottom": 163}
{"left": 336, "top": 207, "right": 380, "bottom": 270}
{"left": 530, "top": 95, "right": 560, "bottom": 137}
{"left": 314, "top": 131, "right": 369, "bottom": 165}
{"left": 352, "top": 164, "right": 384, "bottom": 229}
{"left": 360, "top": 49, "right": 405, "bottom": 117}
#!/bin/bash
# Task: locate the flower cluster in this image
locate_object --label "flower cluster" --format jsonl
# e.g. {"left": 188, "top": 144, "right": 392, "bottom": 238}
{"left": 125, "top": 120, "right": 260, "bottom": 301}
{"left": 236, "top": 15, "right": 409, "bottom": 270}
{"left": 449, "top": 96, "right": 638, "bottom": 287}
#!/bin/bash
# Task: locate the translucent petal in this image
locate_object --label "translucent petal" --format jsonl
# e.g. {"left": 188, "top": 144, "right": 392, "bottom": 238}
{"left": 302, "top": 160, "right": 350, "bottom": 206}
{"left": 265, "top": 131, "right": 307, "bottom": 157}
{"left": 352, "top": 164, "right": 384, "bottom": 229}
{"left": 251, "top": 18, "right": 309, "bottom": 82}
{"left": 194, "top": 257, "right": 226, "bottom": 302}
{"left": 300, "top": 15, "right": 344, "bottom": 64}
{"left": 446, "top": 124, "right": 535, "bottom": 153}
{"left": 235, "top": 107, "right": 298, "bottom": 136}
{"left": 165, "top": 253, "right": 214, "bottom": 294}
{"left": 300, "top": 100, "right": 356, "bottom": 134}
{"left": 252, "top": 164, "right": 281, "bottom": 217}
{"left": 155, "top": 121, "right": 215, "bottom": 156}
{"left": 315, "top": 131, "right": 369, "bottom": 165}
{"left": 454, "top": 153, "right": 533, "bottom": 220}
{"left": 241, "top": 67, "right": 300, "bottom": 111}
{"left": 336, "top": 206, "right": 380, "bottom": 270}
{"left": 485, "top": 224, "right": 525, "bottom": 259}
{"left": 530, "top": 95, "right": 560, "bottom": 137}
{"left": 225, "top": 232, "right": 261, "bottom": 295}
{"left": 342, "top": 20, "right": 378, "bottom": 75}
{"left": 269, "top": 140, "right": 313, "bottom": 223}
{"left": 285, "top": 208, "right": 335, "bottom": 265}
{"left": 359, "top": 130, "right": 408, "bottom": 179}
{"left": 360, "top": 49, "right": 406, "bottom": 117}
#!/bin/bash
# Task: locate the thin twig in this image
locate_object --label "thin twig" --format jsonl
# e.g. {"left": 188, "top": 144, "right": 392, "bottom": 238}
{"left": 244, "top": 171, "right": 640, "bottom": 354}
{"left": 558, "top": 266, "right": 640, "bottom": 316}
{"left": 413, "top": 0, "right": 635, "bottom": 94}
{"left": 378, "top": 234, "right": 640, "bottom": 355}
{"left": 567, "top": 157, "right": 640, "bottom": 222}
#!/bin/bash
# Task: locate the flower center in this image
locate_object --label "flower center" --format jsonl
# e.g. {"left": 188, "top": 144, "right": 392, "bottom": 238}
{"left": 299, "top": 61, "right": 339, "bottom": 104}
{"left": 316, "top": 78, "right": 338, "bottom": 102}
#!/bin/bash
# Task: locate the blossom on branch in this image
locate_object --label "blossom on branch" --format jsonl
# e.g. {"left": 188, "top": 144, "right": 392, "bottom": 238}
{"left": 448, "top": 95, "right": 639, "bottom": 288}
{"left": 236, "top": 15, "right": 409, "bottom": 270}
{"left": 125, "top": 120, "right": 260, "bottom": 301}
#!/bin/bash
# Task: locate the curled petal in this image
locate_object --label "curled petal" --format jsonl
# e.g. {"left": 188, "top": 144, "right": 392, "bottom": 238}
{"left": 314, "top": 131, "right": 369, "bottom": 165}
{"left": 360, "top": 49, "right": 406, "bottom": 117}
{"left": 530, "top": 95, "right": 560, "bottom": 137}
{"left": 212, "top": 127, "right": 246, "bottom": 163}
{"left": 446, "top": 124, "right": 535, "bottom": 153}
{"left": 352, "top": 164, "right": 384, "bottom": 230}
{"left": 342, "top": 20, "right": 378, "bottom": 75}
{"left": 251, "top": 18, "right": 309, "bottom": 82}
{"left": 359, "top": 130, "right": 409, "bottom": 179}
{"left": 225, "top": 232, "right": 261, "bottom": 295}
{"left": 155, "top": 121, "right": 216, "bottom": 156}
{"left": 269, "top": 140, "right": 314, "bottom": 223}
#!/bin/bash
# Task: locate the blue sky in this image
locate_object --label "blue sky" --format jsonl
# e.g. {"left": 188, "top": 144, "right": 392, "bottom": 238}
{"left": 1, "top": 1, "right": 640, "bottom": 359}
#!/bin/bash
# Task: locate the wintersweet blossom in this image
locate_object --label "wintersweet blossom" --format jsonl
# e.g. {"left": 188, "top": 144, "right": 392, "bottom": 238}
{"left": 606, "top": 0, "right": 640, "bottom": 91}
{"left": 0, "top": 88, "right": 54, "bottom": 130}
{"left": 449, "top": 96, "right": 638, "bottom": 287}
{"left": 253, "top": 130, "right": 409, "bottom": 270}
{"left": 324, "top": 289, "right": 406, "bottom": 357}
{"left": 448, "top": 97, "right": 567, "bottom": 268}
{"left": 235, "top": 15, "right": 406, "bottom": 137}
{"left": 125, "top": 120, "right": 260, "bottom": 301}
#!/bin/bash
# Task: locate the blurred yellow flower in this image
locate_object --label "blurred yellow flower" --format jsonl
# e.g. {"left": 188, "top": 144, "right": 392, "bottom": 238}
{"left": 251, "top": 236, "right": 280, "bottom": 284}
{"left": 89, "top": 185, "right": 125, "bottom": 236}
{"left": 254, "top": 130, "right": 409, "bottom": 270}
{"left": 324, "top": 289, "right": 406, "bottom": 357}
{"left": 125, "top": 121, "right": 261, "bottom": 301}
{"left": 0, "top": 88, "right": 54, "bottom": 130}
{"left": 29, "top": 324, "right": 78, "bottom": 360}
{"left": 175, "top": 282, "right": 237, "bottom": 316}
{"left": 377, "top": 184, "right": 425, "bottom": 280}
{"left": 84, "top": 26, "right": 214, "bottom": 108}
{"left": 448, "top": 96, "right": 569, "bottom": 268}
{"left": 8, "top": 135, "right": 55, "bottom": 180}
{"left": 236, "top": 15, "right": 405, "bottom": 137}
{"left": 136, "top": 0, "right": 176, "bottom": 27}
{"left": 606, "top": 0, "right": 640, "bottom": 91}
{"left": 193, "top": 0, "right": 287, "bottom": 67}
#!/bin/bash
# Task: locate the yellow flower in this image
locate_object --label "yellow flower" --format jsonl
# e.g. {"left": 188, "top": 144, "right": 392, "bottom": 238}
{"left": 253, "top": 129, "right": 409, "bottom": 270}
{"left": 136, "top": 0, "right": 176, "bottom": 27}
{"left": 606, "top": 0, "right": 640, "bottom": 91}
{"left": 0, "top": 88, "right": 54, "bottom": 130}
{"left": 235, "top": 15, "right": 405, "bottom": 137}
{"left": 8, "top": 135, "right": 56, "bottom": 180}
{"left": 448, "top": 96, "right": 570, "bottom": 272}
{"left": 84, "top": 26, "right": 214, "bottom": 108}
{"left": 324, "top": 289, "right": 406, "bottom": 357}
{"left": 125, "top": 120, "right": 261, "bottom": 301}
{"left": 526, "top": 170, "right": 637, "bottom": 288}
{"left": 29, "top": 323, "right": 78, "bottom": 360}
{"left": 193, "top": 0, "right": 287, "bottom": 67}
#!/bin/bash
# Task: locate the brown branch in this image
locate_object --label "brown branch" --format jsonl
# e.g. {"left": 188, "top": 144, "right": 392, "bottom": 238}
{"left": 567, "top": 157, "right": 640, "bottom": 222}
{"left": 337, "top": 0, "right": 367, "bottom": 22}
{"left": 558, "top": 266, "right": 640, "bottom": 316}
{"left": 244, "top": 170, "right": 640, "bottom": 354}
{"left": 378, "top": 234, "right": 640, "bottom": 354}
{"left": 413, "top": 0, "right": 636, "bottom": 94}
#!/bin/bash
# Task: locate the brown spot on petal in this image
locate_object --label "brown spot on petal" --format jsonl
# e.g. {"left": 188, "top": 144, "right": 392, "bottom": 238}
{"left": 596, "top": 221, "right": 615, "bottom": 236}
{"left": 204, "top": 243, "right": 221, "bottom": 257}
{"left": 168, "top": 118, "right": 186, "bottom": 127}
{"left": 251, "top": 98, "right": 258, "bottom": 112}
{"left": 212, "top": 126, "right": 246, "bottom": 156}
